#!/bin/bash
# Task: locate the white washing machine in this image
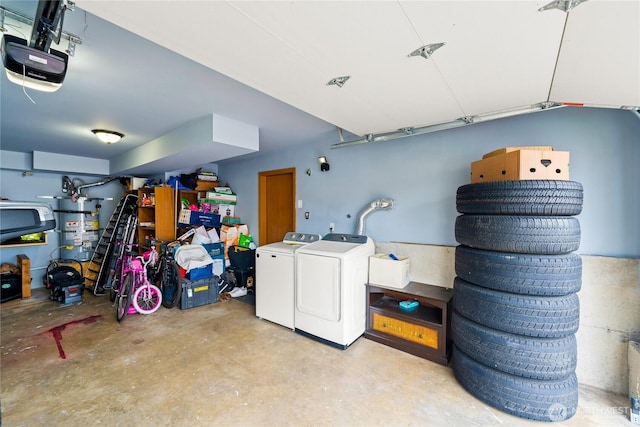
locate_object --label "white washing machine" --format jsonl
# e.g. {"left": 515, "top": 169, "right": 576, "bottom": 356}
{"left": 294, "top": 233, "right": 375, "bottom": 349}
{"left": 255, "top": 232, "right": 321, "bottom": 329}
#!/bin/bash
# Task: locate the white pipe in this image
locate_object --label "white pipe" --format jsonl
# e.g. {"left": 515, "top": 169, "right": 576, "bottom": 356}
{"left": 356, "top": 198, "right": 394, "bottom": 235}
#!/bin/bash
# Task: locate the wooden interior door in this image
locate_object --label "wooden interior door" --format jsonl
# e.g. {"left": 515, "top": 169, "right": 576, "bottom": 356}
{"left": 258, "top": 168, "right": 296, "bottom": 245}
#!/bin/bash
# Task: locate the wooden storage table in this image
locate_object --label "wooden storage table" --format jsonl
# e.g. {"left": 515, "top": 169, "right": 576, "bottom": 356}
{"left": 365, "top": 282, "right": 453, "bottom": 366}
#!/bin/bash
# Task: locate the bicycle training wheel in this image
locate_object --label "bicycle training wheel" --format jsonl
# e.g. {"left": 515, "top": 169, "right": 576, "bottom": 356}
{"left": 133, "top": 284, "right": 163, "bottom": 314}
{"left": 116, "top": 273, "right": 134, "bottom": 322}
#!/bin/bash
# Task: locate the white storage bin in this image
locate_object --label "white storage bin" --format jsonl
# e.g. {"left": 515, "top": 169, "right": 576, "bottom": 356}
{"left": 369, "top": 253, "right": 410, "bottom": 289}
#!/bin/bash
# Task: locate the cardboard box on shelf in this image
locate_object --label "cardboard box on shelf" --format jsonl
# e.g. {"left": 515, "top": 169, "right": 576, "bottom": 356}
{"left": 199, "top": 201, "right": 235, "bottom": 218}
{"left": 470, "top": 148, "right": 570, "bottom": 183}
{"left": 205, "top": 190, "right": 237, "bottom": 203}
{"left": 178, "top": 209, "right": 192, "bottom": 226}
{"left": 194, "top": 180, "right": 218, "bottom": 191}
{"left": 197, "top": 172, "right": 218, "bottom": 181}
{"left": 222, "top": 216, "right": 241, "bottom": 225}
{"left": 178, "top": 210, "right": 221, "bottom": 228}
{"left": 216, "top": 203, "right": 235, "bottom": 218}
{"left": 130, "top": 177, "right": 148, "bottom": 190}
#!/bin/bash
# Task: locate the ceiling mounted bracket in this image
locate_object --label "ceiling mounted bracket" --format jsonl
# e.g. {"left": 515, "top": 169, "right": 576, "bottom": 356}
{"left": 0, "top": 6, "right": 32, "bottom": 32}
{"left": 66, "top": 34, "right": 82, "bottom": 56}
{"left": 326, "top": 76, "right": 351, "bottom": 88}
{"left": 331, "top": 101, "right": 566, "bottom": 150}
{"left": 540, "top": 101, "right": 560, "bottom": 109}
{"left": 0, "top": 5, "right": 82, "bottom": 55}
{"left": 408, "top": 43, "right": 445, "bottom": 60}
{"left": 538, "top": 0, "right": 589, "bottom": 12}
{"left": 331, "top": 119, "right": 468, "bottom": 149}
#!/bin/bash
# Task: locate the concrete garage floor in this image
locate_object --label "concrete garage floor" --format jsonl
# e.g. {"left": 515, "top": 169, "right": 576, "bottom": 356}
{"left": 1, "top": 289, "right": 631, "bottom": 427}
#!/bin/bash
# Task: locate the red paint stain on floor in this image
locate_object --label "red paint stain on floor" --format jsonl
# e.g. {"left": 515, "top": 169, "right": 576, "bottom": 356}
{"left": 46, "top": 315, "right": 102, "bottom": 359}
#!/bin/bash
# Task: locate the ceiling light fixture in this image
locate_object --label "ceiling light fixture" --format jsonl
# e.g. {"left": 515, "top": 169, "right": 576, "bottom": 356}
{"left": 92, "top": 129, "right": 124, "bottom": 144}
{"left": 408, "top": 42, "right": 446, "bottom": 60}
{"left": 326, "top": 76, "right": 350, "bottom": 88}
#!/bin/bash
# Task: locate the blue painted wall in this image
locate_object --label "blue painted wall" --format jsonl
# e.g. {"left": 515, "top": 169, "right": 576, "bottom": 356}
{"left": 2, "top": 106, "right": 638, "bottom": 286}
{"left": 0, "top": 171, "right": 128, "bottom": 283}
{"left": 218, "top": 107, "right": 640, "bottom": 258}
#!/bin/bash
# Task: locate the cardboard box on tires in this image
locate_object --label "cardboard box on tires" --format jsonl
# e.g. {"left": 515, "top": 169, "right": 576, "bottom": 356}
{"left": 180, "top": 276, "right": 219, "bottom": 310}
{"left": 471, "top": 147, "right": 570, "bottom": 183}
{"left": 481, "top": 146, "right": 553, "bottom": 159}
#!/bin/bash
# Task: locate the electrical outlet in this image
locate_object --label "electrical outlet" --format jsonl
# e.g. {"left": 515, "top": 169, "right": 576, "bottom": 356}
{"left": 305, "top": 212, "right": 310, "bottom": 219}
{"left": 329, "top": 223, "right": 334, "bottom": 232}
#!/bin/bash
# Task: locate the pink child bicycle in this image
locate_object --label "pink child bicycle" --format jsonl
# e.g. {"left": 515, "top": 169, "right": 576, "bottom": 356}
{"left": 114, "top": 247, "right": 163, "bottom": 322}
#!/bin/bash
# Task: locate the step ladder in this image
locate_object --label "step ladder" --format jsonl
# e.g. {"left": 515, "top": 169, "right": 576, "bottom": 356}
{"left": 86, "top": 193, "right": 138, "bottom": 295}
{"left": 100, "top": 210, "right": 138, "bottom": 292}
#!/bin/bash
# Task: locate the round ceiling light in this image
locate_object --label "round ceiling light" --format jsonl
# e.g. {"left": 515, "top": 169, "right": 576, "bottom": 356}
{"left": 91, "top": 129, "right": 124, "bottom": 144}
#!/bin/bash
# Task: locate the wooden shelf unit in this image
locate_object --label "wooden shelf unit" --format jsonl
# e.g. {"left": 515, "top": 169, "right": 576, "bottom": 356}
{"left": 365, "top": 282, "right": 453, "bottom": 366}
{"left": 135, "top": 186, "right": 200, "bottom": 247}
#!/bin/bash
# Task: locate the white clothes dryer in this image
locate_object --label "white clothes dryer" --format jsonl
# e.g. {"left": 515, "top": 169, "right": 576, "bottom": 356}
{"left": 294, "top": 233, "right": 375, "bottom": 349}
{"left": 255, "top": 232, "right": 321, "bottom": 329}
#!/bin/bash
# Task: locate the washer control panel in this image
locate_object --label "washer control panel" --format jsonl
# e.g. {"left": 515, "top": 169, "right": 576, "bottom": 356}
{"left": 322, "top": 233, "right": 368, "bottom": 244}
{"left": 283, "top": 232, "right": 322, "bottom": 244}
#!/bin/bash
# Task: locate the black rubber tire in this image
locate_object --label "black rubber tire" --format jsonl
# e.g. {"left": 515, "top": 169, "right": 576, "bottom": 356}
{"left": 455, "top": 246, "right": 582, "bottom": 296}
{"left": 456, "top": 180, "right": 583, "bottom": 216}
{"left": 451, "top": 310, "right": 577, "bottom": 380}
{"left": 455, "top": 215, "right": 580, "bottom": 254}
{"left": 452, "top": 345, "right": 578, "bottom": 422}
{"left": 116, "top": 273, "right": 134, "bottom": 323}
{"left": 109, "top": 282, "right": 117, "bottom": 303}
{"left": 453, "top": 277, "right": 579, "bottom": 338}
{"left": 109, "top": 260, "right": 125, "bottom": 303}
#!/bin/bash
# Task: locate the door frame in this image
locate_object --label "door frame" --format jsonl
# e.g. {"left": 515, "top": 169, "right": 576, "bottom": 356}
{"left": 258, "top": 167, "right": 296, "bottom": 245}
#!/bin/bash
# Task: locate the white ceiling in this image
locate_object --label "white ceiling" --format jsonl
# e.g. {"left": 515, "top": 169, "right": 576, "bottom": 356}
{"left": 1, "top": 1, "right": 639, "bottom": 176}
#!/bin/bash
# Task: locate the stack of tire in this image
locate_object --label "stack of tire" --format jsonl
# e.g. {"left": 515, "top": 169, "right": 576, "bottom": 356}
{"left": 451, "top": 180, "right": 583, "bottom": 422}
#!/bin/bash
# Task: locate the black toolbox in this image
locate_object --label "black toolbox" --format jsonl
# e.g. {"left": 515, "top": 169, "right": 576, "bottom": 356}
{"left": 1, "top": 273, "right": 22, "bottom": 303}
